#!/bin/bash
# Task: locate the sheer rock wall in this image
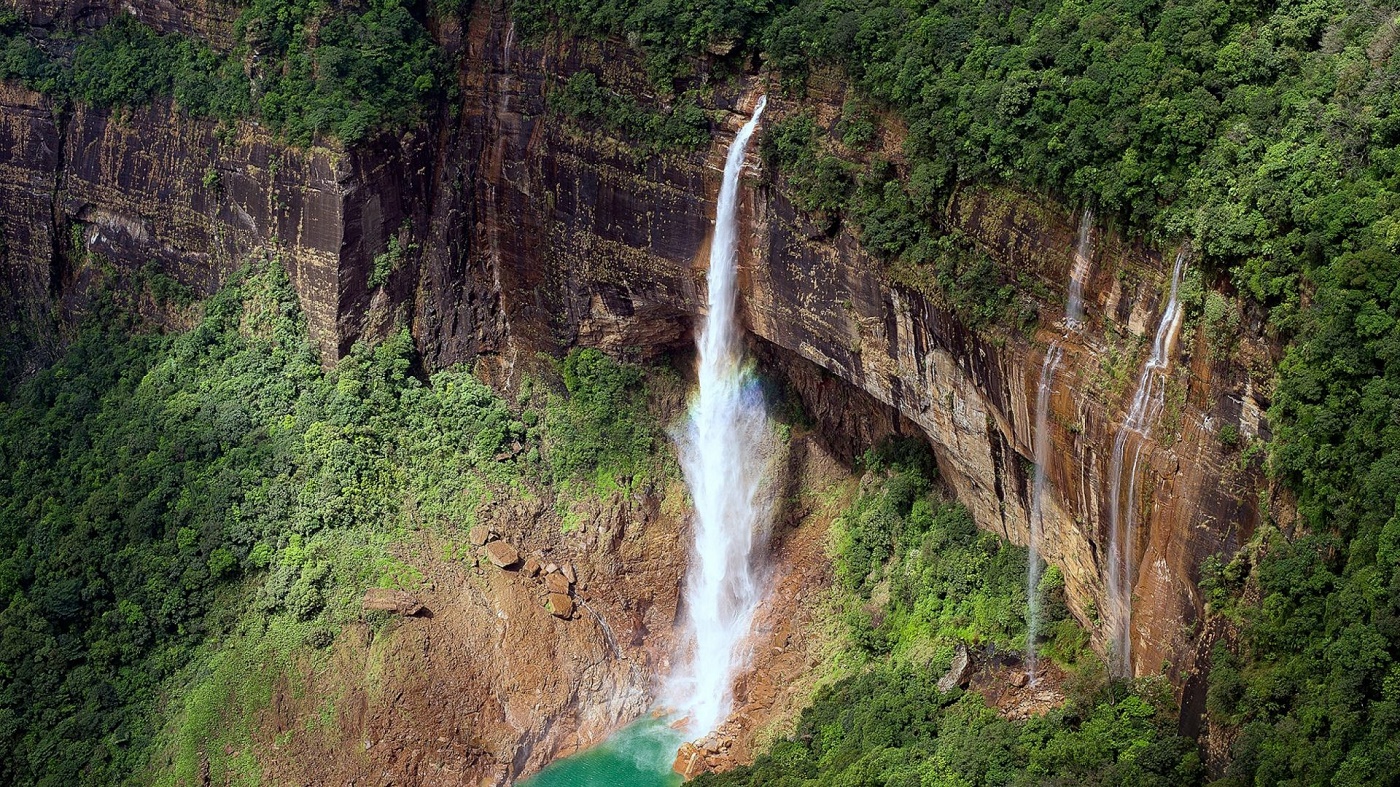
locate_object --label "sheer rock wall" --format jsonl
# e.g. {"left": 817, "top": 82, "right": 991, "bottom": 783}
{"left": 0, "top": 0, "right": 1277, "bottom": 760}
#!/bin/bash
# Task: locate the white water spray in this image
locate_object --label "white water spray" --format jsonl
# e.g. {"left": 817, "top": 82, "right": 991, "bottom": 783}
{"left": 1026, "top": 210, "right": 1093, "bottom": 685}
{"left": 673, "top": 97, "right": 769, "bottom": 736}
{"left": 1105, "top": 249, "right": 1187, "bottom": 676}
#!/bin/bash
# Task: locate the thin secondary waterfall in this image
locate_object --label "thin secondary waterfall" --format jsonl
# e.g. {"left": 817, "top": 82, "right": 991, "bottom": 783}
{"left": 1026, "top": 345, "right": 1061, "bottom": 685}
{"left": 1026, "top": 210, "right": 1093, "bottom": 685}
{"left": 673, "top": 96, "right": 769, "bottom": 737}
{"left": 1105, "top": 249, "right": 1187, "bottom": 676}
{"left": 1066, "top": 209, "right": 1094, "bottom": 329}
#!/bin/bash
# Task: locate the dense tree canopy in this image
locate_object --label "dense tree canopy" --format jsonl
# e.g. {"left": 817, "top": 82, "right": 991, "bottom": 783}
{"left": 0, "top": 262, "right": 665, "bottom": 784}
{"left": 0, "top": 1, "right": 449, "bottom": 143}
{"left": 3, "top": 0, "right": 1400, "bottom": 782}
{"left": 513, "top": 0, "right": 1400, "bottom": 782}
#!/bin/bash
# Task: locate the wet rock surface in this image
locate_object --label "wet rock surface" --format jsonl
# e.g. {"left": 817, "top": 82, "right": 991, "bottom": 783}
{"left": 0, "top": 0, "right": 1278, "bottom": 778}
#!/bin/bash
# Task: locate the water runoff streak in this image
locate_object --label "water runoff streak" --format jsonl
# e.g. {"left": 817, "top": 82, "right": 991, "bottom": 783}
{"left": 1026, "top": 210, "right": 1093, "bottom": 685}
{"left": 1105, "top": 249, "right": 1187, "bottom": 676}
{"left": 673, "top": 96, "right": 770, "bottom": 737}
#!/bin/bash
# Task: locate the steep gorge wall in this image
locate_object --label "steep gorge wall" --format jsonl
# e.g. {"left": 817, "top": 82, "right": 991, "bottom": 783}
{"left": 0, "top": 79, "right": 365, "bottom": 359}
{"left": 0, "top": 0, "right": 1274, "bottom": 718}
{"left": 420, "top": 4, "right": 1277, "bottom": 705}
{"left": 5, "top": 0, "right": 240, "bottom": 46}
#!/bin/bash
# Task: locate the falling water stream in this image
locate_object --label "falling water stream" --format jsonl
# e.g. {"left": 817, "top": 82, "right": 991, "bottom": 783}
{"left": 673, "top": 95, "right": 770, "bottom": 736}
{"left": 1105, "top": 249, "right": 1187, "bottom": 676}
{"left": 1026, "top": 211, "right": 1093, "bottom": 684}
{"left": 522, "top": 99, "right": 769, "bottom": 786}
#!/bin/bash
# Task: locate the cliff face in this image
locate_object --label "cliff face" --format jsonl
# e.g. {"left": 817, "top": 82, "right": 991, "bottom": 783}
{"left": 8, "top": 0, "right": 240, "bottom": 46}
{"left": 0, "top": 80, "right": 418, "bottom": 361}
{"left": 747, "top": 175, "right": 1274, "bottom": 699}
{"left": 422, "top": 4, "right": 1274, "bottom": 700}
{"left": 1, "top": 0, "right": 1272, "bottom": 751}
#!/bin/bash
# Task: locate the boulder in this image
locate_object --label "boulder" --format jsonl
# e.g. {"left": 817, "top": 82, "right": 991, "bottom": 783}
{"left": 547, "top": 593, "right": 573, "bottom": 618}
{"left": 673, "top": 742, "right": 705, "bottom": 779}
{"left": 545, "top": 572, "right": 571, "bottom": 595}
{"left": 937, "top": 643, "right": 973, "bottom": 693}
{"left": 468, "top": 525, "right": 493, "bottom": 546}
{"left": 522, "top": 557, "right": 541, "bottom": 577}
{"left": 561, "top": 562, "right": 577, "bottom": 584}
{"left": 544, "top": 562, "right": 559, "bottom": 575}
{"left": 361, "top": 588, "right": 424, "bottom": 616}
{"left": 1011, "top": 670, "right": 1029, "bottom": 689}
{"left": 483, "top": 541, "right": 520, "bottom": 569}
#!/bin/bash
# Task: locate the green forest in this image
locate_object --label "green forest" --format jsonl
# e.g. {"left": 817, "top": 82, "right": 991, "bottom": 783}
{"left": 2, "top": 0, "right": 1399, "bottom": 784}
{"left": 0, "top": 0, "right": 449, "bottom": 143}
{"left": 513, "top": 0, "right": 1400, "bottom": 783}
{"left": 0, "top": 263, "right": 668, "bottom": 784}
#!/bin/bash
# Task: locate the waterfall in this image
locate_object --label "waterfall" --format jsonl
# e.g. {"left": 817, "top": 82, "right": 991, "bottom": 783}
{"left": 1066, "top": 209, "right": 1094, "bottom": 329}
{"left": 673, "top": 97, "right": 769, "bottom": 736}
{"left": 1026, "top": 210, "right": 1093, "bottom": 685}
{"left": 1105, "top": 249, "right": 1187, "bottom": 676}
{"left": 1026, "top": 345, "right": 1061, "bottom": 685}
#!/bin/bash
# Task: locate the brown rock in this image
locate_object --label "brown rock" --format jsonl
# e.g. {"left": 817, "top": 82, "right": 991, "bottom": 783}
{"left": 482, "top": 541, "right": 520, "bottom": 569}
{"left": 547, "top": 593, "right": 573, "bottom": 618}
{"left": 544, "top": 562, "right": 559, "bottom": 575}
{"left": 1011, "top": 670, "right": 1029, "bottom": 689}
{"left": 560, "top": 562, "right": 577, "bottom": 584}
{"left": 673, "top": 742, "right": 705, "bottom": 778}
{"left": 361, "top": 588, "right": 424, "bottom": 616}
{"left": 522, "top": 557, "right": 541, "bottom": 577}
{"left": 468, "top": 525, "right": 493, "bottom": 546}
{"left": 545, "top": 572, "right": 571, "bottom": 595}
{"left": 937, "top": 643, "right": 973, "bottom": 692}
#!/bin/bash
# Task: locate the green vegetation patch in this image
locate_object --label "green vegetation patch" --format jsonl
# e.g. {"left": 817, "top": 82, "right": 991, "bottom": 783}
{"left": 0, "top": 1, "right": 449, "bottom": 144}
{"left": 512, "top": 0, "right": 773, "bottom": 85}
{"left": 699, "top": 438, "right": 1199, "bottom": 786}
{"left": 549, "top": 71, "right": 711, "bottom": 154}
{"left": 0, "top": 261, "right": 671, "bottom": 784}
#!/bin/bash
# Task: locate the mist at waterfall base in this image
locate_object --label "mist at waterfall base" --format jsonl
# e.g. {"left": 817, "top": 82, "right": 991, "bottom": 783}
{"left": 522, "top": 100, "right": 771, "bottom": 785}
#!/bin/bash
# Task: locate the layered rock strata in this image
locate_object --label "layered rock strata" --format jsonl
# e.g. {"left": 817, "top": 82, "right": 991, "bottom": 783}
{"left": 0, "top": 0, "right": 1275, "bottom": 748}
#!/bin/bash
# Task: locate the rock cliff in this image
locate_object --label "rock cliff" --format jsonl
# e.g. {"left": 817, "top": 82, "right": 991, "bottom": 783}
{"left": 406, "top": 5, "right": 1276, "bottom": 707}
{"left": 0, "top": 0, "right": 1274, "bottom": 760}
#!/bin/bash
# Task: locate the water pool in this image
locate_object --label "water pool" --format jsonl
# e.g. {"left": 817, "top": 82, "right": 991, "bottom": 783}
{"left": 519, "top": 718, "right": 684, "bottom": 787}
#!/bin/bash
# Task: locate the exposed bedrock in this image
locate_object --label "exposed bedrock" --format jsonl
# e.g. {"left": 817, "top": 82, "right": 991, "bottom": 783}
{"left": 420, "top": 4, "right": 1277, "bottom": 704}
{"left": 0, "top": 0, "right": 1279, "bottom": 729}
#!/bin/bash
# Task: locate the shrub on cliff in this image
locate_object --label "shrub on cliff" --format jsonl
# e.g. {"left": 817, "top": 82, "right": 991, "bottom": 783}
{"left": 1, "top": 1, "right": 447, "bottom": 144}
{"left": 543, "top": 348, "right": 657, "bottom": 489}
{"left": 548, "top": 70, "right": 711, "bottom": 153}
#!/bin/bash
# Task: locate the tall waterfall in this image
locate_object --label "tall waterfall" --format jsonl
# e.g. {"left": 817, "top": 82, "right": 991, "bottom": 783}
{"left": 673, "top": 97, "right": 769, "bottom": 736}
{"left": 1105, "top": 249, "right": 1187, "bottom": 676}
{"left": 1026, "top": 210, "right": 1093, "bottom": 685}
